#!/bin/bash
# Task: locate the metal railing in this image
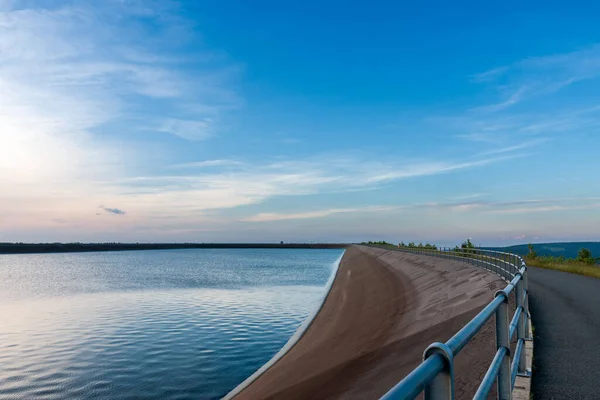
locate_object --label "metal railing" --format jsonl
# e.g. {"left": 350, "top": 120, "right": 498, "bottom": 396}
{"left": 380, "top": 246, "right": 531, "bottom": 400}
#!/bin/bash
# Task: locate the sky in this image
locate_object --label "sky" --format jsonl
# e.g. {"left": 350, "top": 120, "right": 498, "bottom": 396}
{"left": 1, "top": 0, "right": 600, "bottom": 245}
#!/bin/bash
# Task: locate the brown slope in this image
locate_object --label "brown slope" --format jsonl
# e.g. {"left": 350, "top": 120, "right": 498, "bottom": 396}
{"left": 232, "top": 245, "right": 506, "bottom": 399}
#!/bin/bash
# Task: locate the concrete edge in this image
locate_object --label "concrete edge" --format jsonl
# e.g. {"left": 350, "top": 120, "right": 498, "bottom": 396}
{"left": 512, "top": 318, "right": 534, "bottom": 400}
{"left": 223, "top": 250, "right": 346, "bottom": 400}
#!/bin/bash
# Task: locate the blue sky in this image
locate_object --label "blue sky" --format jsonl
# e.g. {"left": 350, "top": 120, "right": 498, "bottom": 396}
{"left": 1, "top": 0, "right": 600, "bottom": 245}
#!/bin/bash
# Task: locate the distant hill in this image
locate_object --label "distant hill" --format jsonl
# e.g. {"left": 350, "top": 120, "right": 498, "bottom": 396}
{"left": 491, "top": 242, "right": 600, "bottom": 259}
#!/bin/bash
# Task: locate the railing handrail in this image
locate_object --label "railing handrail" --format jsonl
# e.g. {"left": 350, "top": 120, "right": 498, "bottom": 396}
{"left": 378, "top": 245, "right": 531, "bottom": 400}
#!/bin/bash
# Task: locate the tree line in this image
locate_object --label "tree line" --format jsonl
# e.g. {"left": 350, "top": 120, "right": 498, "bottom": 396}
{"left": 527, "top": 243, "right": 599, "bottom": 265}
{"left": 365, "top": 239, "right": 598, "bottom": 266}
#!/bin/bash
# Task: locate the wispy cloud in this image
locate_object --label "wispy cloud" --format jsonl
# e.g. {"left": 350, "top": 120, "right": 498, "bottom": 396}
{"left": 437, "top": 197, "right": 600, "bottom": 215}
{"left": 357, "top": 154, "right": 525, "bottom": 185}
{"left": 447, "top": 193, "right": 486, "bottom": 201}
{"left": 106, "top": 153, "right": 521, "bottom": 220}
{"left": 471, "top": 66, "right": 509, "bottom": 83}
{"left": 0, "top": 1, "right": 240, "bottom": 193}
{"left": 171, "top": 159, "right": 243, "bottom": 169}
{"left": 0, "top": 1, "right": 245, "bottom": 236}
{"left": 449, "top": 99, "right": 600, "bottom": 155}
{"left": 473, "top": 44, "right": 600, "bottom": 111}
{"left": 474, "top": 139, "right": 547, "bottom": 157}
{"left": 487, "top": 206, "right": 565, "bottom": 214}
{"left": 240, "top": 196, "right": 600, "bottom": 223}
{"left": 471, "top": 87, "right": 527, "bottom": 112}
{"left": 3, "top": 4, "right": 597, "bottom": 242}
{"left": 486, "top": 202, "right": 600, "bottom": 215}
{"left": 157, "top": 118, "right": 215, "bottom": 141}
{"left": 242, "top": 206, "right": 395, "bottom": 222}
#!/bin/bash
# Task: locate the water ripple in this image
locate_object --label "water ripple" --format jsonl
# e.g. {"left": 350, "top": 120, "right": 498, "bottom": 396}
{"left": 0, "top": 249, "right": 344, "bottom": 399}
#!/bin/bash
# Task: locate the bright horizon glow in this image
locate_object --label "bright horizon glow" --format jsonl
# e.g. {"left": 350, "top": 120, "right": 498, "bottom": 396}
{"left": 2, "top": 1, "right": 600, "bottom": 246}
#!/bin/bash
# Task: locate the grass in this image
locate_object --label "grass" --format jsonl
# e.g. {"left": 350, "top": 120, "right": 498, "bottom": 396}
{"left": 525, "top": 256, "right": 600, "bottom": 279}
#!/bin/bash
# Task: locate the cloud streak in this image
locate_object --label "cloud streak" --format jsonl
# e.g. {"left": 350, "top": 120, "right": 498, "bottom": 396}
{"left": 473, "top": 44, "right": 600, "bottom": 111}
{"left": 240, "top": 197, "right": 600, "bottom": 223}
{"left": 242, "top": 206, "right": 395, "bottom": 222}
{"left": 171, "top": 159, "right": 243, "bottom": 169}
{"left": 106, "top": 153, "right": 522, "bottom": 220}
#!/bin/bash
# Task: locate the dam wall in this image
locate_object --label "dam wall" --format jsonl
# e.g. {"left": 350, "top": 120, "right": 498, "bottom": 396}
{"left": 231, "top": 245, "right": 507, "bottom": 399}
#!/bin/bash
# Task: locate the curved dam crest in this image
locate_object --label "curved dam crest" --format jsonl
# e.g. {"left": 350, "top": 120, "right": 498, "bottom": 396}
{"left": 224, "top": 251, "right": 345, "bottom": 399}
{"left": 232, "top": 245, "right": 508, "bottom": 399}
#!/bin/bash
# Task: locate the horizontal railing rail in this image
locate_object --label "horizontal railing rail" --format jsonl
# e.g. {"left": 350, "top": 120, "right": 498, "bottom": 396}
{"left": 378, "top": 245, "right": 531, "bottom": 400}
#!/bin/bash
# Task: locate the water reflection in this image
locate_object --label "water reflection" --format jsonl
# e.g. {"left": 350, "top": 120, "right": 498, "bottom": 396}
{"left": 0, "top": 249, "right": 343, "bottom": 399}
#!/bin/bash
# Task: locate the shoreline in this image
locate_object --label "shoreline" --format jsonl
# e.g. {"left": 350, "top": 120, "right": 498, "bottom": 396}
{"left": 0, "top": 243, "right": 348, "bottom": 255}
{"left": 223, "top": 250, "right": 345, "bottom": 399}
{"left": 232, "top": 245, "right": 508, "bottom": 399}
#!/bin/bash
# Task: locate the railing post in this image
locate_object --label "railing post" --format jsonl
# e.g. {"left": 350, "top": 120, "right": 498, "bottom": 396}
{"left": 495, "top": 291, "right": 512, "bottom": 400}
{"left": 510, "top": 254, "right": 517, "bottom": 273}
{"left": 423, "top": 343, "right": 454, "bottom": 400}
{"left": 523, "top": 266, "right": 531, "bottom": 339}
{"left": 494, "top": 254, "right": 499, "bottom": 278}
{"left": 515, "top": 275, "right": 529, "bottom": 376}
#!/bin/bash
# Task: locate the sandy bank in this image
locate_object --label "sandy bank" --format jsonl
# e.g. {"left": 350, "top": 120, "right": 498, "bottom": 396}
{"left": 231, "top": 245, "right": 506, "bottom": 399}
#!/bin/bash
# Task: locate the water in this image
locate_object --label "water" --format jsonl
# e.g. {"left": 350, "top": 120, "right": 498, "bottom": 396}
{"left": 0, "top": 248, "right": 344, "bottom": 399}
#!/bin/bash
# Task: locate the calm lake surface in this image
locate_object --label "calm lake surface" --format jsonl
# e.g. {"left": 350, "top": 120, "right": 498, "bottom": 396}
{"left": 0, "top": 248, "right": 344, "bottom": 399}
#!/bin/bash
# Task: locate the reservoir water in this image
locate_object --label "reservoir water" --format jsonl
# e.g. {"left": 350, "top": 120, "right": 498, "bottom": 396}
{"left": 0, "top": 248, "right": 344, "bottom": 399}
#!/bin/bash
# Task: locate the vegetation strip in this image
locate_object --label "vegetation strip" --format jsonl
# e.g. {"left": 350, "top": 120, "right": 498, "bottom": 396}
{"left": 524, "top": 244, "right": 600, "bottom": 279}
{"left": 363, "top": 240, "right": 600, "bottom": 279}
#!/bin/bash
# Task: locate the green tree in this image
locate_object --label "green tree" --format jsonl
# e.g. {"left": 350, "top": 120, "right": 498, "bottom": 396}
{"left": 527, "top": 243, "right": 537, "bottom": 259}
{"left": 577, "top": 248, "right": 595, "bottom": 265}
{"left": 460, "top": 238, "right": 476, "bottom": 254}
{"left": 461, "top": 238, "right": 475, "bottom": 249}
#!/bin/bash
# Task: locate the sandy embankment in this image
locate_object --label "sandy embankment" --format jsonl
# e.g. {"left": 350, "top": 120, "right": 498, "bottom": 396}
{"left": 231, "top": 245, "right": 507, "bottom": 399}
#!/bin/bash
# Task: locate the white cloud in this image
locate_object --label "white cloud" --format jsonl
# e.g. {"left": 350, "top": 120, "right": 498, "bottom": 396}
{"left": 242, "top": 206, "right": 395, "bottom": 222}
{"left": 158, "top": 118, "right": 214, "bottom": 141}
